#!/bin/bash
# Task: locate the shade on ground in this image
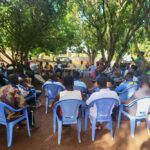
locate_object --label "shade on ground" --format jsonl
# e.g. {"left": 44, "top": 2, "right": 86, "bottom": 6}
{"left": 0, "top": 101, "right": 150, "bottom": 150}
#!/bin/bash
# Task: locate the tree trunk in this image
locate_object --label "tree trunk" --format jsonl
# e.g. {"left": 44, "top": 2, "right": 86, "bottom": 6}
{"left": 23, "top": 51, "right": 29, "bottom": 64}
{"left": 88, "top": 52, "right": 96, "bottom": 64}
{"left": 133, "top": 38, "right": 147, "bottom": 71}
{"left": 107, "top": 44, "right": 116, "bottom": 67}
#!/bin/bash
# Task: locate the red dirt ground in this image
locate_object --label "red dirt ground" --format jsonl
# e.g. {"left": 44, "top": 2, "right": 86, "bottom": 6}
{"left": 0, "top": 80, "right": 150, "bottom": 150}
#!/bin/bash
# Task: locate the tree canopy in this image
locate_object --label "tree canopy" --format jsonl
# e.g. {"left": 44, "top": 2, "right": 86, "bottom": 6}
{"left": 0, "top": 0, "right": 70, "bottom": 64}
{"left": 0, "top": 0, "right": 149, "bottom": 65}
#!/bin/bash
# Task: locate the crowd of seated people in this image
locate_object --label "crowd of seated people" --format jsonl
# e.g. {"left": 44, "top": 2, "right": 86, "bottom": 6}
{"left": 0, "top": 63, "right": 43, "bottom": 129}
{"left": 0, "top": 57, "right": 150, "bottom": 146}
{"left": 46, "top": 59, "right": 149, "bottom": 131}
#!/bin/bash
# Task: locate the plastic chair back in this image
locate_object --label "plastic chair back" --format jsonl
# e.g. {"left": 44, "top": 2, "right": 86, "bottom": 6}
{"left": 85, "top": 98, "right": 118, "bottom": 140}
{"left": 54, "top": 99, "right": 85, "bottom": 123}
{"left": 43, "top": 84, "right": 64, "bottom": 99}
{"left": 117, "top": 96, "right": 150, "bottom": 137}
{"left": 0, "top": 102, "right": 7, "bottom": 125}
{"left": 0, "top": 102, "right": 31, "bottom": 147}
{"left": 136, "top": 97, "right": 150, "bottom": 117}
{"left": 89, "top": 98, "right": 119, "bottom": 120}
{"left": 119, "top": 84, "right": 138, "bottom": 101}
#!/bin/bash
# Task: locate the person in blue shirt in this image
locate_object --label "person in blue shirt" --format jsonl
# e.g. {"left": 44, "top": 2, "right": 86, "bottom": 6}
{"left": 73, "top": 71, "right": 87, "bottom": 89}
{"left": 73, "top": 71, "right": 87, "bottom": 99}
{"left": 115, "top": 72, "right": 136, "bottom": 93}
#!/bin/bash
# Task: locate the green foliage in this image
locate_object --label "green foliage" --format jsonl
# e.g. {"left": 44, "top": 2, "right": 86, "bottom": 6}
{"left": 0, "top": 0, "right": 69, "bottom": 64}
{"left": 0, "top": 0, "right": 149, "bottom": 65}
{"left": 67, "top": 0, "right": 149, "bottom": 65}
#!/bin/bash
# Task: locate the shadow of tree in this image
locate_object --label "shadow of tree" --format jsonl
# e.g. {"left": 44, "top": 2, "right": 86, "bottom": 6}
{"left": 110, "top": 119, "right": 129, "bottom": 150}
{"left": 1, "top": 93, "right": 150, "bottom": 150}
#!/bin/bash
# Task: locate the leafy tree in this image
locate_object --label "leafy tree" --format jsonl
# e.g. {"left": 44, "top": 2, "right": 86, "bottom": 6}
{"left": 71, "top": 0, "right": 147, "bottom": 66}
{"left": 0, "top": 0, "right": 149, "bottom": 67}
{"left": 0, "top": 0, "right": 68, "bottom": 65}
{"left": 137, "top": 0, "right": 150, "bottom": 40}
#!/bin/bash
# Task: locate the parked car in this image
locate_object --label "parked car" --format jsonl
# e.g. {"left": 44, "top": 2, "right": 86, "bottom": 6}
{"left": 56, "top": 57, "right": 71, "bottom": 68}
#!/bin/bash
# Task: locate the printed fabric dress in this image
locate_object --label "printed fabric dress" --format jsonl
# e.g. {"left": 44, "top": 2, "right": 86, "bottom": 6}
{"left": 0, "top": 84, "right": 25, "bottom": 120}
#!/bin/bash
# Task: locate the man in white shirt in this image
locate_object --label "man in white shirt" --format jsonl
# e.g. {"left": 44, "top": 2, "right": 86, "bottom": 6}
{"left": 42, "top": 74, "right": 65, "bottom": 90}
{"left": 86, "top": 76, "right": 120, "bottom": 119}
{"left": 59, "top": 76, "right": 82, "bottom": 101}
{"left": 55, "top": 76, "right": 82, "bottom": 119}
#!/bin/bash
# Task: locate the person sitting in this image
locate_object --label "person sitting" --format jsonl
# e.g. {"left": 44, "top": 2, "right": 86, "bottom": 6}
{"left": 89, "top": 63, "right": 96, "bottom": 78}
{"left": 23, "top": 61, "right": 35, "bottom": 83}
{"left": 68, "top": 60, "right": 76, "bottom": 69}
{"left": 124, "top": 75, "right": 150, "bottom": 115}
{"left": 37, "top": 62, "right": 44, "bottom": 75}
{"left": 54, "top": 62, "right": 63, "bottom": 78}
{"left": 111, "top": 67, "right": 123, "bottom": 87}
{"left": 115, "top": 72, "right": 136, "bottom": 93}
{"left": 73, "top": 71, "right": 87, "bottom": 89}
{"left": 59, "top": 76, "right": 82, "bottom": 101}
{"left": 79, "top": 61, "right": 85, "bottom": 77}
{"left": 34, "top": 70, "right": 46, "bottom": 84}
{"left": 0, "top": 74, "right": 36, "bottom": 127}
{"left": 54, "top": 76, "right": 82, "bottom": 119}
{"left": 42, "top": 73, "right": 65, "bottom": 90}
{"left": 88, "top": 78, "right": 100, "bottom": 96}
{"left": 129, "top": 65, "right": 139, "bottom": 82}
{"left": 107, "top": 77, "right": 115, "bottom": 90}
{"left": 73, "top": 71, "right": 87, "bottom": 99}
{"left": 84, "top": 61, "right": 90, "bottom": 77}
{"left": 44, "top": 62, "right": 53, "bottom": 74}
{"left": 17, "top": 78, "right": 41, "bottom": 107}
{"left": 0, "top": 74, "right": 25, "bottom": 120}
{"left": 89, "top": 73, "right": 114, "bottom": 96}
{"left": 86, "top": 76, "right": 120, "bottom": 121}
{"left": 0, "top": 74, "right": 7, "bottom": 87}
{"left": 96, "top": 58, "right": 105, "bottom": 75}
{"left": 42, "top": 73, "right": 65, "bottom": 108}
